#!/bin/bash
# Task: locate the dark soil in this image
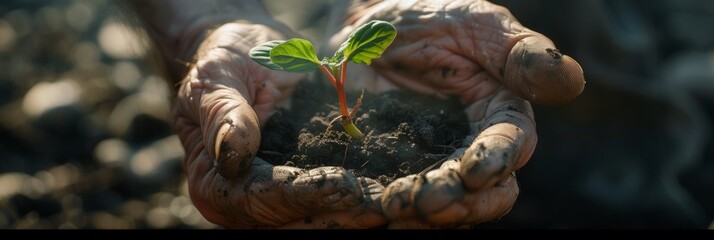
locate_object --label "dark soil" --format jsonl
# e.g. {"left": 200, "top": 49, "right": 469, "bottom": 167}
{"left": 258, "top": 78, "right": 470, "bottom": 185}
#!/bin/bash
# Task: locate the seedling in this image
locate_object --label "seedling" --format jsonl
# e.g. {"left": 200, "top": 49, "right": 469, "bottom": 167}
{"left": 249, "top": 20, "right": 396, "bottom": 139}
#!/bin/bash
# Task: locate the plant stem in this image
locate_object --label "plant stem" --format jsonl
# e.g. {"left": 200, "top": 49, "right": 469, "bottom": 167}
{"left": 318, "top": 64, "right": 347, "bottom": 117}
{"left": 318, "top": 63, "right": 363, "bottom": 139}
{"left": 318, "top": 65, "right": 337, "bottom": 88}
{"left": 337, "top": 61, "right": 349, "bottom": 117}
{"left": 338, "top": 62, "right": 363, "bottom": 138}
{"left": 342, "top": 121, "right": 363, "bottom": 139}
{"left": 340, "top": 61, "right": 347, "bottom": 86}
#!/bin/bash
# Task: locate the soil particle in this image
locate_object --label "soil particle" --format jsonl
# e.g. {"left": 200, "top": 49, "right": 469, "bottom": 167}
{"left": 546, "top": 48, "right": 562, "bottom": 59}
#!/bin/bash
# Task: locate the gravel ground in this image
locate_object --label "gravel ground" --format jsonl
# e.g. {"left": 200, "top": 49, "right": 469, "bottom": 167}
{"left": 0, "top": 0, "right": 218, "bottom": 229}
{"left": 1, "top": 0, "right": 713, "bottom": 229}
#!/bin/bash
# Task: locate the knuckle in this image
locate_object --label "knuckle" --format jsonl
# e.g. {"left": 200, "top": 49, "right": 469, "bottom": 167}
{"left": 413, "top": 169, "right": 464, "bottom": 218}
{"left": 459, "top": 137, "right": 516, "bottom": 190}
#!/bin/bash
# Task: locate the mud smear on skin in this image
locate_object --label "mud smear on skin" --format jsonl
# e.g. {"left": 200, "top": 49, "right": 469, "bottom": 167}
{"left": 258, "top": 79, "right": 470, "bottom": 186}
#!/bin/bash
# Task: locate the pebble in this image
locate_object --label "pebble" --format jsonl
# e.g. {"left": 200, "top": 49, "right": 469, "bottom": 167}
{"left": 64, "top": 1, "right": 94, "bottom": 32}
{"left": 97, "top": 19, "right": 146, "bottom": 59}
{"left": 0, "top": 1, "right": 215, "bottom": 229}
{"left": 0, "top": 20, "right": 17, "bottom": 52}
{"left": 22, "top": 79, "right": 81, "bottom": 118}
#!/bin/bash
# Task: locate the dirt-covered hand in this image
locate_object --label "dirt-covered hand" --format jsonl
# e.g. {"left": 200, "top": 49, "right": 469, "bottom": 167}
{"left": 328, "top": 0, "right": 585, "bottom": 228}
{"left": 172, "top": 22, "right": 386, "bottom": 228}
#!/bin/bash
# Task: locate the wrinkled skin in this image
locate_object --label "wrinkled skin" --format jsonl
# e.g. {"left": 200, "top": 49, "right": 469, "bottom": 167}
{"left": 173, "top": 23, "right": 386, "bottom": 228}
{"left": 171, "top": 0, "right": 584, "bottom": 229}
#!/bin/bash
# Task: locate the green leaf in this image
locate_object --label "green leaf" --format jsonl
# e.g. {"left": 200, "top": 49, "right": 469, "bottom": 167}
{"left": 270, "top": 38, "right": 321, "bottom": 73}
{"left": 249, "top": 40, "right": 285, "bottom": 71}
{"left": 334, "top": 20, "right": 397, "bottom": 65}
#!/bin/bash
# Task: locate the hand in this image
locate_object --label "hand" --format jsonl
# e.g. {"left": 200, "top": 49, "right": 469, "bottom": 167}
{"left": 170, "top": 19, "right": 386, "bottom": 228}
{"left": 328, "top": 0, "right": 585, "bottom": 228}
{"left": 126, "top": 0, "right": 388, "bottom": 228}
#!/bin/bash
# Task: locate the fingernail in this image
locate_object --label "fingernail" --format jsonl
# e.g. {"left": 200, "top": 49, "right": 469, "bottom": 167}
{"left": 212, "top": 120, "right": 255, "bottom": 178}
{"left": 214, "top": 121, "right": 232, "bottom": 158}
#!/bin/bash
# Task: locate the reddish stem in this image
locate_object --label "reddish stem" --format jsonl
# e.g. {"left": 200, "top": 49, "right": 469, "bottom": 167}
{"left": 340, "top": 61, "right": 348, "bottom": 86}
{"left": 336, "top": 61, "right": 349, "bottom": 117}
{"left": 318, "top": 64, "right": 349, "bottom": 117}
{"left": 319, "top": 62, "right": 363, "bottom": 138}
{"left": 318, "top": 65, "right": 337, "bottom": 88}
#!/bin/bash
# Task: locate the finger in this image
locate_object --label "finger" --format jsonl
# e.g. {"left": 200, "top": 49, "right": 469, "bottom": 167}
{"left": 410, "top": 173, "right": 520, "bottom": 226}
{"left": 280, "top": 177, "right": 387, "bottom": 229}
{"left": 292, "top": 167, "right": 364, "bottom": 209}
{"left": 459, "top": 0, "right": 586, "bottom": 105}
{"left": 176, "top": 54, "right": 260, "bottom": 178}
{"left": 423, "top": 0, "right": 585, "bottom": 106}
{"left": 460, "top": 173, "right": 519, "bottom": 224}
{"left": 460, "top": 89, "right": 536, "bottom": 191}
{"left": 381, "top": 169, "right": 466, "bottom": 224}
{"left": 504, "top": 32, "right": 585, "bottom": 106}
{"left": 382, "top": 168, "right": 520, "bottom": 227}
{"left": 184, "top": 156, "right": 369, "bottom": 228}
{"left": 173, "top": 64, "right": 258, "bottom": 226}
{"left": 339, "top": 0, "right": 585, "bottom": 106}
{"left": 175, "top": 23, "right": 301, "bottom": 178}
{"left": 380, "top": 175, "right": 419, "bottom": 220}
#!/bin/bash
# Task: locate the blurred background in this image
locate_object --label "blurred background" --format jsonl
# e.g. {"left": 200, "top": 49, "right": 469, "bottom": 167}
{"left": 0, "top": 0, "right": 712, "bottom": 229}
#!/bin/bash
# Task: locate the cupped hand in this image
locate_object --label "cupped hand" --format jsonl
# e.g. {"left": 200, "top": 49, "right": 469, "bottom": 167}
{"left": 172, "top": 22, "right": 386, "bottom": 229}
{"left": 328, "top": 0, "right": 585, "bottom": 228}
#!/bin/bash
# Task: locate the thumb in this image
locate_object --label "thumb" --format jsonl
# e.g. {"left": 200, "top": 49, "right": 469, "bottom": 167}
{"left": 476, "top": 1, "right": 585, "bottom": 106}
{"left": 175, "top": 47, "right": 265, "bottom": 179}
{"left": 471, "top": 1, "right": 586, "bottom": 106}
{"left": 174, "top": 22, "right": 305, "bottom": 178}
{"left": 503, "top": 33, "right": 585, "bottom": 106}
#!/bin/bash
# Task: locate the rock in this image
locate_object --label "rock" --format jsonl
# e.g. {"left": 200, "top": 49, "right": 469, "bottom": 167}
{"left": 97, "top": 19, "right": 147, "bottom": 59}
